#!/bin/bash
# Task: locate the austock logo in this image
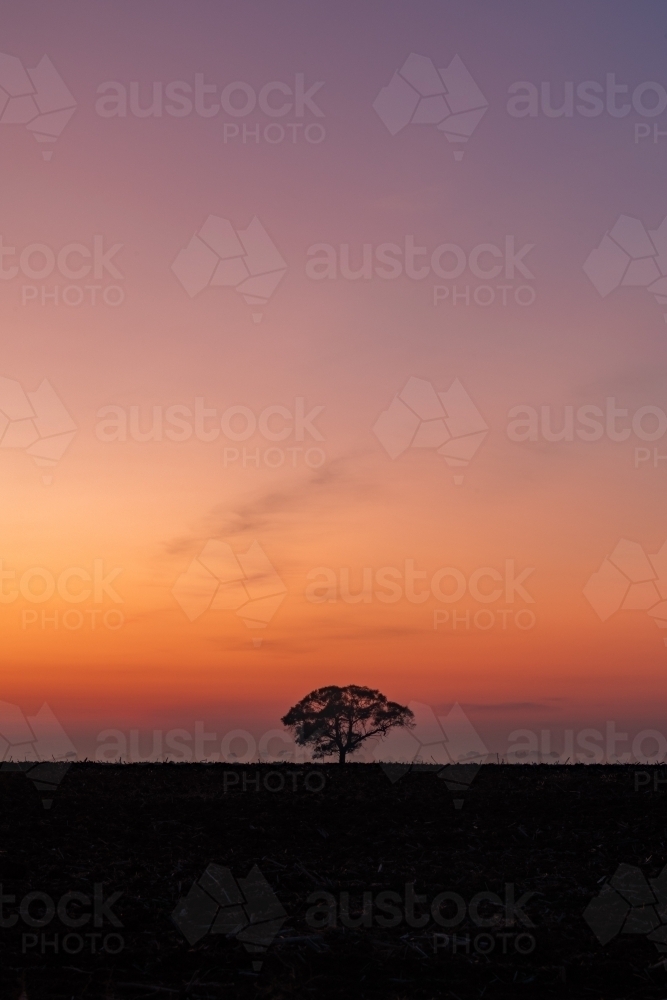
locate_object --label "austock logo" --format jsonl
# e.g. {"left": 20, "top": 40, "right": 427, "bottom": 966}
{"left": 0, "top": 234, "right": 125, "bottom": 308}
{"left": 172, "top": 539, "right": 286, "bottom": 647}
{"left": 584, "top": 215, "right": 667, "bottom": 322}
{"left": 172, "top": 863, "right": 286, "bottom": 971}
{"left": 0, "top": 702, "right": 76, "bottom": 808}
{"left": 171, "top": 215, "right": 287, "bottom": 323}
{"left": 374, "top": 702, "right": 489, "bottom": 807}
{"left": 373, "top": 52, "right": 488, "bottom": 161}
{"left": 9, "top": 883, "right": 124, "bottom": 956}
{"left": 0, "top": 53, "right": 76, "bottom": 160}
{"left": 584, "top": 863, "right": 667, "bottom": 952}
{"left": 0, "top": 377, "right": 76, "bottom": 484}
{"left": 373, "top": 376, "right": 488, "bottom": 484}
{"left": 306, "top": 881, "right": 535, "bottom": 952}
{"left": 94, "top": 72, "right": 325, "bottom": 145}
{"left": 584, "top": 539, "right": 667, "bottom": 646}
{"left": 304, "top": 236, "right": 536, "bottom": 308}
{"left": 507, "top": 74, "right": 667, "bottom": 145}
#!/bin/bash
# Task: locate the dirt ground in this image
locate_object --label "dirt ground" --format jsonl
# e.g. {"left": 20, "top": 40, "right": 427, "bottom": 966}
{"left": 0, "top": 762, "right": 665, "bottom": 999}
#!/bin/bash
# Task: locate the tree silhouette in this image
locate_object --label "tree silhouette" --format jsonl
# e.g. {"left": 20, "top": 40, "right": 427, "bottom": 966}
{"left": 281, "top": 685, "right": 413, "bottom": 765}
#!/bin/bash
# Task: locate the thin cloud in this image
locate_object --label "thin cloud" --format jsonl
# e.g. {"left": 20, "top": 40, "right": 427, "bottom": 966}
{"left": 460, "top": 700, "right": 568, "bottom": 713}
{"left": 163, "top": 452, "right": 376, "bottom": 559}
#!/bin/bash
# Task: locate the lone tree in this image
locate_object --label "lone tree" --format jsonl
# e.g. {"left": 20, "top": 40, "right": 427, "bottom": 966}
{"left": 281, "top": 685, "right": 413, "bottom": 765}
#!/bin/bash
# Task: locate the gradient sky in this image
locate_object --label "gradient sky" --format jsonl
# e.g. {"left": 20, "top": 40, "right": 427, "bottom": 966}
{"left": 2, "top": 0, "right": 667, "bottom": 761}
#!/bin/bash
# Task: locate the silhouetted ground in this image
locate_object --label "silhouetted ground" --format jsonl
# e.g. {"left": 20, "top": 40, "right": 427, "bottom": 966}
{"left": 0, "top": 762, "right": 666, "bottom": 999}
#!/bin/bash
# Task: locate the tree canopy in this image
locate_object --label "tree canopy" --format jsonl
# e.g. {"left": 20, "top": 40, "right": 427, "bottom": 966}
{"left": 281, "top": 685, "right": 413, "bottom": 764}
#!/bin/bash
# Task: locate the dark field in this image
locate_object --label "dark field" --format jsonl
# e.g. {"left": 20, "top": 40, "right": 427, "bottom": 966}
{"left": 1, "top": 762, "right": 666, "bottom": 999}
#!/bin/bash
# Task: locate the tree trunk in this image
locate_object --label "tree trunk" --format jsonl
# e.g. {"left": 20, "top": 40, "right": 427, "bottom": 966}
{"left": 338, "top": 748, "right": 346, "bottom": 765}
